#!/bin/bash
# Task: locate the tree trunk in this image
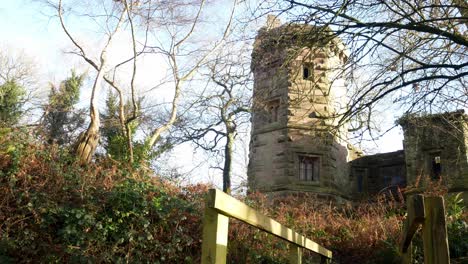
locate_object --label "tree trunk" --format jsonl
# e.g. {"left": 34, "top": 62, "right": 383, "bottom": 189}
{"left": 75, "top": 98, "right": 101, "bottom": 165}
{"left": 74, "top": 65, "right": 104, "bottom": 165}
{"left": 223, "top": 128, "right": 234, "bottom": 194}
{"left": 126, "top": 124, "right": 134, "bottom": 163}
{"left": 75, "top": 119, "right": 100, "bottom": 165}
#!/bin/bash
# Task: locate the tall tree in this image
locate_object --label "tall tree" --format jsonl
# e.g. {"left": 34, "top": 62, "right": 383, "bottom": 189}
{"left": 48, "top": 0, "right": 238, "bottom": 165}
{"left": 0, "top": 48, "right": 35, "bottom": 127}
{"left": 101, "top": 89, "right": 143, "bottom": 162}
{"left": 43, "top": 70, "right": 85, "bottom": 145}
{"left": 0, "top": 80, "right": 25, "bottom": 127}
{"left": 181, "top": 46, "right": 252, "bottom": 193}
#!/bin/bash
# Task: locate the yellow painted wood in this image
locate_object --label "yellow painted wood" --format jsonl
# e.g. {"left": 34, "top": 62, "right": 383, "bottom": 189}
{"left": 201, "top": 206, "right": 229, "bottom": 264}
{"left": 422, "top": 196, "right": 450, "bottom": 264}
{"left": 402, "top": 195, "right": 425, "bottom": 252}
{"left": 205, "top": 189, "right": 332, "bottom": 259}
{"left": 320, "top": 256, "right": 331, "bottom": 264}
{"left": 401, "top": 240, "right": 412, "bottom": 264}
{"left": 288, "top": 244, "right": 302, "bottom": 264}
{"left": 399, "top": 195, "right": 452, "bottom": 264}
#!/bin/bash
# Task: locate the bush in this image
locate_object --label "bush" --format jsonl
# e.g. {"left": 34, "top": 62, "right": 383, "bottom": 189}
{"left": 227, "top": 193, "right": 404, "bottom": 264}
{"left": 446, "top": 193, "right": 468, "bottom": 259}
{"left": 1, "top": 129, "right": 465, "bottom": 263}
{"left": 0, "top": 129, "right": 204, "bottom": 263}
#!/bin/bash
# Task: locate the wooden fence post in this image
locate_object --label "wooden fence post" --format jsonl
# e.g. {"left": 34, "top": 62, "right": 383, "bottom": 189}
{"left": 401, "top": 194, "right": 425, "bottom": 263}
{"left": 401, "top": 220, "right": 413, "bottom": 264}
{"left": 289, "top": 244, "right": 302, "bottom": 264}
{"left": 401, "top": 241, "right": 412, "bottom": 264}
{"left": 201, "top": 193, "right": 229, "bottom": 264}
{"left": 320, "top": 255, "right": 331, "bottom": 264}
{"left": 422, "top": 196, "right": 450, "bottom": 264}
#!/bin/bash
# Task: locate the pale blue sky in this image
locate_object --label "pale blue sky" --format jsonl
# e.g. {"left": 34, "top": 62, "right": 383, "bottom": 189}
{"left": 0, "top": 0, "right": 85, "bottom": 84}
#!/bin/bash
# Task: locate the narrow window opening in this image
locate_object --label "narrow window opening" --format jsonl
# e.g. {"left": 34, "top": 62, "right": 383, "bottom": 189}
{"left": 357, "top": 174, "right": 363, "bottom": 193}
{"left": 270, "top": 105, "right": 279, "bottom": 122}
{"left": 303, "top": 66, "right": 310, "bottom": 79}
{"left": 426, "top": 151, "right": 442, "bottom": 180}
{"left": 266, "top": 99, "right": 280, "bottom": 123}
{"left": 431, "top": 155, "right": 442, "bottom": 180}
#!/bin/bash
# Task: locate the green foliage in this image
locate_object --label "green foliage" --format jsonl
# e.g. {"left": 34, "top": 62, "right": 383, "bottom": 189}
{"left": 446, "top": 194, "right": 468, "bottom": 258}
{"left": 0, "top": 80, "right": 25, "bottom": 126}
{"left": 43, "top": 70, "right": 85, "bottom": 145}
{"left": 370, "top": 238, "right": 402, "bottom": 264}
{"left": 0, "top": 129, "right": 204, "bottom": 263}
{"left": 101, "top": 89, "right": 133, "bottom": 162}
{"left": 101, "top": 89, "right": 167, "bottom": 164}
{"left": 1, "top": 130, "right": 466, "bottom": 263}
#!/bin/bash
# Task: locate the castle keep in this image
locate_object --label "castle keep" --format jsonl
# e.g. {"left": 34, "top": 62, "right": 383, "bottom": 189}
{"left": 247, "top": 17, "right": 468, "bottom": 201}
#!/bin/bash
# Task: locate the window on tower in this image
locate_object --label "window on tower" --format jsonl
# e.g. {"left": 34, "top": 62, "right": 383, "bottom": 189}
{"left": 303, "top": 63, "right": 313, "bottom": 80}
{"left": 303, "top": 66, "right": 310, "bottom": 79}
{"left": 427, "top": 152, "right": 442, "bottom": 180}
{"left": 266, "top": 99, "right": 280, "bottom": 123}
{"left": 298, "top": 155, "right": 320, "bottom": 181}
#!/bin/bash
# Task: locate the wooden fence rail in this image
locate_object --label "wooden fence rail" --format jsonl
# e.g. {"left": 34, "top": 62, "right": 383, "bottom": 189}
{"left": 201, "top": 189, "right": 332, "bottom": 264}
{"left": 400, "top": 194, "right": 450, "bottom": 264}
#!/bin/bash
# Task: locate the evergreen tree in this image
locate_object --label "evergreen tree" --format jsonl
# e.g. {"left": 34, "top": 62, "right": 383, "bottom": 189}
{"left": 43, "top": 71, "right": 85, "bottom": 145}
{"left": 101, "top": 89, "right": 128, "bottom": 160}
{"left": 0, "top": 80, "right": 25, "bottom": 127}
{"left": 101, "top": 89, "right": 152, "bottom": 163}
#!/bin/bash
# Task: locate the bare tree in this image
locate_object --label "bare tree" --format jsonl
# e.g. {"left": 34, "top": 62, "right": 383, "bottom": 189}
{"left": 54, "top": 0, "right": 127, "bottom": 164}
{"left": 180, "top": 45, "right": 252, "bottom": 194}
{"left": 48, "top": 0, "right": 238, "bottom": 164}
{"left": 0, "top": 48, "right": 36, "bottom": 88}
{"left": 142, "top": 0, "right": 238, "bottom": 153}
{"left": 256, "top": 0, "right": 467, "bottom": 139}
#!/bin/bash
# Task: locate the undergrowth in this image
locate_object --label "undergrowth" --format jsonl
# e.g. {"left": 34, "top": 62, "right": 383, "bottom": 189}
{"left": 0, "top": 129, "right": 466, "bottom": 263}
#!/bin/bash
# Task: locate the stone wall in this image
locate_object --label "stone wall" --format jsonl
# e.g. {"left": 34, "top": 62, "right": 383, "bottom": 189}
{"left": 349, "top": 150, "right": 406, "bottom": 197}
{"left": 248, "top": 18, "right": 354, "bottom": 198}
{"left": 399, "top": 111, "right": 468, "bottom": 194}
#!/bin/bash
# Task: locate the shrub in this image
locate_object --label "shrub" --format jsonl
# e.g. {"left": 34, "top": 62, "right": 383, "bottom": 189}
{"left": 1, "top": 129, "right": 465, "bottom": 263}
{"left": 227, "top": 193, "right": 404, "bottom": 264}
{"left": 0, "top": 129, "right": 204, "bottom": 263}
{"left": 446, "top": 193, "right": 468, "bottom": 259}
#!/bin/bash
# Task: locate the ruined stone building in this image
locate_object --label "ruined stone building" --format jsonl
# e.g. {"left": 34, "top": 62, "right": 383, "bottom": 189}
{"left": 247, "top": 17, "right": 468, "bottom": 202}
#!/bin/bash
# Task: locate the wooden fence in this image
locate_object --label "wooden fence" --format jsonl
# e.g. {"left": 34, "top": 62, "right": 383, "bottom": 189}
{"left": 400, "top": 194, "right": 450, "bottom": 264}
{"left": 201, "top": 189, "right": 332, "bottom": 264}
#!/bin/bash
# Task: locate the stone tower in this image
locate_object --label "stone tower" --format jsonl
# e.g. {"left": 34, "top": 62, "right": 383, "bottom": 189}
{"left": 247, "top": 17, "right": 360, "bottom": 199}
{"left": 399, "top": 111, "right": 468, "bottom": 195}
